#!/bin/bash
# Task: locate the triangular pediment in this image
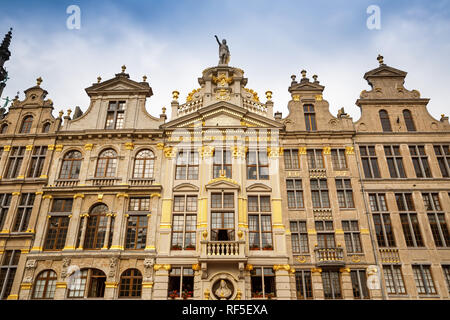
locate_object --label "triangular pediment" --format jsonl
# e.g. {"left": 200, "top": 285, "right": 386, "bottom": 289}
{"left": 289, "top": 80, "right": 325, "bottom": 93}
{"left": 205, "top": 177, "right": 240, "bottom": 190}
{"left": 161, "top": 101, "right": 284, "bottom": 129}
{"left": 364, "top": 65, "right": 407, "bottom": 79}
{"left": 85, "top": 75, "right": 152, "bottom": 97}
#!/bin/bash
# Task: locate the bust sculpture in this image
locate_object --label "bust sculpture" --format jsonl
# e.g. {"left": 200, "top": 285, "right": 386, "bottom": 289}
{"left": 215, "top": 279, "right": 232, "bottom": 299}
{"left": 215, "top": 35, "right": 230, "bottom": 65}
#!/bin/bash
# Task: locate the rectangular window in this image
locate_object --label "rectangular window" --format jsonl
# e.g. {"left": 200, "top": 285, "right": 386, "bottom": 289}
{"left": 396, "top": 193, "right": 423, "bottom": 247}
{"left": 27, "top": 146, "right": 47, "bottom": 178}
{"left": 286, "top": 179, "right": 303, "bottom": 209}
{"left": 331, "top": 149, "right": 347, "bottom": 170}
{"left": 342, "top": 220, "right": 362, "bottom": 253}
{"left": 213, "top": 148, "right": 232, "bottom": 178}
{"left": 413, "top": 265, "right": 437, "bottom": 295}
{"left": 307, "top": 149, "right": 324, "bottom": 169}
{"left": 167, "top": 267, "right": 194, "bottom": 299}
{"left": 295, "top": 270, "right": 313, "bottom": 299}
{"left": 290, "top": 221, "right": 309, "bottom": 253}
{"left": 128, "top": 197, "right": 150, "bottom": 212}
{"left": 51, "top": 198, "right": 73, "bottom": 213}
{"left": 125, "top": 215, "right": 148, "bottom": 250}
{"left": 310, "top": 179, "right": 330, "bottom": 208}
{"left": 383, "top": 265, "right": 406, "bottom": 294}
{"left": 105, "top": 101, "right": 126, "bottom": 129}
{"left": 350, "top": 270, "right": 369, "bottom": 299}
{"left": 43, "top": 216, "right": 70, "bottom": 251}
{"left": 251, "top": 267, "right": 276, "bottom": 299}
{"left": 284, "top": 149, "right": 300, "bottom": 169}
{"left": 424, "top": 193, "right": 449, "bottom": 247}
{"left": 0, "top": 250, "right": 20, "bottom": 300}
{"left": 171, "top": 195, "right": 197, "bottom": 250}
{"left": 211, "top": 192, "right": 235, "bottom": 242}
{"left": 336, "top": 178, "right": 354, "bottom": 208}
{"left": 5, "top": 146, "right": 25, "bottom": 179}
{"left": 409, "top": 145, "right": 432, "bottom": 178}
{"left": 12, "top": 193, "right": 35, "bottom": 232}
{"left": 248, "top": 195, "right": 272, "bottom": 250}
{"left": 322, "top": 270, "right": 342, "bottom": 299}
{"left": 0, "top": 194, "right": 12, "bottom": 230}
{"left": 316, "top": 221, "right": 335, "bottom": 248}
{"left": 304, "top": 105, "right": 317, "bottom": 131}
{"left": 384, "top": 146, "right": 406, "bottom": 178}
{"left": 370, "top": 194, "right": 396, "bottom": 247}
{"left": 247, "top": 150, "right": 269, "bottom": 180}
{"left": 359, "top": 146, "right": 380, "bottom": 178}
{"left": 443, "top": 265, "right": 450, "bottom": 294}
{"left": 433, "top": 145, "right": 450, "bottom": 178}
{"left": 175, "top": 150, "right": 199, "bottom": 180}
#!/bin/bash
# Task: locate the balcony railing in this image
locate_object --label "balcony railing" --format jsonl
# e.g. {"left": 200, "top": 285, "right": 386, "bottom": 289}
{"left": 315, "top": 247, "right": 345, "bottom": 266}
{"left": 379, "top": 248, "right": 400, "bottom": 263}
{"left": 309, "top": 168, "right": 327, "bottom": 178}
{"left": 87, "top": 177, "right": 120, "bottom": 186}
{"left": 54, "top": 179, "right": 79, "bottom": 187}
{"left": 129, "top": 178, "right": 155, "bottom": 186}
{"left": 207, "top": 241, "right": 240, "bottom": 256}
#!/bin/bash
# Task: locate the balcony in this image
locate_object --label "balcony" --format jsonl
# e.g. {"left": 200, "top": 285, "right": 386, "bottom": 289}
{"left": 87, "top": 177, "right": 121, "bottom": 186}
{"left": 200, "top": 240, "right": 246, "bottom": 261}
{"left": 54, "top": 179, "right": 79, "bottom": 187}
{"left": 379, "top": 248, "right": 400, "bottom": 263}
{"left": 129, "top": 178, "right": 155, "bottom": 186}
{"left": 309, "top": 168, "right": 327, "bottom": 178}
{"left": 314, "top": 247, "right": 345, "bottom": 266}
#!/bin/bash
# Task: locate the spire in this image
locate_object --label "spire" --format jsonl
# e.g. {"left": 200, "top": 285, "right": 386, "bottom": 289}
{"left": 0, "top": 28, "right": 12, "bottom": 67}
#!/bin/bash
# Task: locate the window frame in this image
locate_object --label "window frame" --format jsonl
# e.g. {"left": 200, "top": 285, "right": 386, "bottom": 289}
{"left": 246, "top": 150, "right": 269, "bottom": 180}
{"left": 133, "top": 149, "right": 155, "bottom": 179}
{"left": 32, "top": 270, "right": 57, "bottom": 300}
{"left": 331, "top": 149, "right": 347, "bottom": 170}
{"left": 290, "top": 220, "right": 309, "bottom": 253}
{"left": 248, "top": 195, "right": 272, "bottom": 250}
{"left": 383, "top": 265, "right": 407, "bottom": 295}
{"left": 409, "top": 145, "right": 432, "bottom": 178}
{"left": 27, "top": 146, "right": 48, "bottom": 178}
{"left": 303, "top": 104, "right": 317, "bottom": 131}
{"left": 284, "top": 149, "right": 300, "bottom": 170}
{"left": 95, "top": 149, "right": 118, "bottom": 178}
{"left": 175, "top": 150, "right": 199, "bottom": 180}
{"left": 359, "top": 146, "right": 381, "bottom": 179}
{"left": 105, "top": 101, "right": 126, "bottom": 129}
{"left": 384, "top": 145, "right": 406, "bottom": 178}
{"left": 336, "top": 178, "right": 355, "bottom": 208}
{"left": 433, "top": 145, "right": 450, "bottom": 178}
{"left": 286, "top": 178, "right": 304, "bottom": 209}
{"left": 20, "top": 115, "right": 33, "bottom": 133}
{"left": 119, "top": 269, "right": 143, "bottom": 298}
{"left": 4, "top": 146, "right": 25, "bottom": 179}
{"left": 59, "top": 150, "right": 82, "bottom": 180}
{"left": 0, "top": 250, "right": 20, "bottom": 300}
{"left": 295, "top": 270, "right": 313, "bottom": 299}
{"left": 171, "top": 195, "right": 197, "bottom": 250}
{"left": 250, "top": 266, "right": 276, "bottom": 299}
{"left": 379, "top": 110, "right": 392, "bottom": 132}
{"left": 12, "top": 193, "right": 35, "bottom": 232}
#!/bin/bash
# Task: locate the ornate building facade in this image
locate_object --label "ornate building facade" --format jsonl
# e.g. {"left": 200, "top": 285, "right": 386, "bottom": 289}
{"left": 0, "top": 53, "right": 449, "bottom": 300}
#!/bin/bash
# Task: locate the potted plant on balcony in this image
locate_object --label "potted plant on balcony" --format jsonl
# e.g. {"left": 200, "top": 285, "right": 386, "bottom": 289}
{"left": 266, "top": 293, "right": 275, "bottom": 299}
{"left": 171, "top": 244, "right": 182, "bottom": 250}
{"left": 185, "top": 244, "right": 196, "bottom": 250}
{"left": 182, "top": 289, "right": 193, "bottom": 299}
{"left": 250, "top": 244, "right": 259, "bottom": 250}
{"left": 168, "top": 290, "right": 178, "bottom": 299}
{"left": 252, "top": 291, "right": 263, "bottom": 298}
{"left": 263, "top": 244, "right": 273, "bottom": 251}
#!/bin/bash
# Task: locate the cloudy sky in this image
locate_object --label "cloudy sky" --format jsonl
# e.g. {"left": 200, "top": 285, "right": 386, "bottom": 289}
{"left": 0, "top": 0, "right": 449, "bottom": 121}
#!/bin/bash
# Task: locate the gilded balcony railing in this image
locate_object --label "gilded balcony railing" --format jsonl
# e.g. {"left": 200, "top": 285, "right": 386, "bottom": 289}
{"left": 379, "top": 248, "right": 400, "bottom": 263}
{"left": 314, "top": 247, "right": 345, "bottom": 266}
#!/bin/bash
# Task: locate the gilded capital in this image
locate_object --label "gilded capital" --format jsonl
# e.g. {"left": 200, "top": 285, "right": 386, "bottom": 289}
{"left": 232, "top": 146, "right": 247, "bottom": 159}
{"left": 299, "top": 147, "right": 307, "bottom": 155}
{"left": 3, "top": 145, "right": 11, "bottom": 152}
{"left": 198, "top": 145, "right": 214, "bottom": 158}
{"left": 267, "top": 146, "right": 283, "bottom": 158}
{"left": 124, "top": 142, "right": 134, "bottom": 150}
{"left": 311, "top": 267, "right": 322, "bottom": 274}
{"left": 323, "top": 146, "right": 331, "bottom": 155}
{"left": 25, "top": 145, "right": 33, "bottom": 151}
{"left": 55, "top": 145, "right": 63, "bottom": 152}
{"left": 84, "top": 143, "right": 94, "bottom": 151}
{"left": 315, "top": 94, "right": 323, "bottom": 101}
{"left": 345, "top": 146, "right": 354, "bottom": 155}
{"left": 163, "top": 146, "right": 177, "bottom": 158}
{"left": 156, "top": 142, "right": 165, "bottom": 150}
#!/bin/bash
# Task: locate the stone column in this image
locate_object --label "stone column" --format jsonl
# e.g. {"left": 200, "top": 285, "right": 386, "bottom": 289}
{"left": 145, "top": 193, "right": 161, "bottom": 252}
{"left": 63, "top": 194, "right": 84, "bottom": 251}
{"left": 76, "top": 214, "right": 89, "bottom": 250}
{"left": 102, "top": 214, "right": 113, "bottom": 250}
{"left": 16, "top": 144, "right": 34, "bottom": 179}
{"left": 120, "top": 142, "right": 134, "bottom": 184}
{"left": 110, "top": 193, "right": 126, "bottom": 250}
{"left": 104, "top": 257, "right": 119, "bottom": 299}
{"left": 339, "top": 267, "right": 354, "bottom": 299}
{"left": 40, "top": 143, "right": 56, "bottom": 180}
{"left": 80, "top": 143, "right": 94, "bottom": 184}
{"left": 311, "top": 267, "right": 324, "bottom": 299}
{"left": 273, "top": 265, "right": 293, "bottom": 299}
{"left": 152, "top": 264, "right": 171, "bottom": 299}
{"left": 17, "top": 259, "right": 38, "bottom": 300}
{"left": 268, "top": 147, "right": 285, "bottom": 253}
{"left": 142, "top": 258, "right": 155, "bottom": 299}
{"left": 7, "top": 250, "right": 29, "bottom": 300}
{"left": 0, "top": 144, "right": 11, "bottom": 179}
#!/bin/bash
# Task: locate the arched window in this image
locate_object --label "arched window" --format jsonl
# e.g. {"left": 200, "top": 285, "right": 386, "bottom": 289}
{"left": 83, "top": 204, "right": 113, "bottom": 250}
{"left": 119, "top": 269, "right": 143, "bottom": 298}
{"left": 42, "top": 122, "right": 51, "bottom": 133}
{"left": 59, "top": 150, "right": 82, "bottom": 179}
{"left": 304, "top": 105, "right": 317, "bottom": 131}
{"left": 67, "top": 268, "right": 106, "bottom": 298}
{"left": 379, "top": 110, "right": 392, "bottom": 132}
{"left": 403, "top": 109, "right": 416, "bottom": 132}
{"left": 20, "top": 115, "right": 33, "bottom": 133}
{"left": 1, "top": 124, "right": 8, "bottom": 134}
{"left": 133, "top": 150, "right": 155, "bottom": 179}
{"left": 95, "top": 149, "right": 117, "bottom": 177}
{"left": 32, "top": 270, "right": 57, "bottom": 299}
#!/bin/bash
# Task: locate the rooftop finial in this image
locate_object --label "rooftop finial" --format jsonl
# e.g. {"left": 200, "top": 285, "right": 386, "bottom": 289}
{"left": 36, "top": 77, "right": 43, "bottom": 86}
{"left": 172, "top": 90, "right": 179, "bottom": 101}
{"left": 265, "top": 91, "right": 272, "bottom": 101}
{"left": 121, "top": 65, "right": 126, "bottom": 73}
{"left": 377, "top": 54, "right": 384, "bottom": 65}
{"left": 312, "top": 74, "right": 318, "bottom": 82}
{"left": 301, "top": 70, "right": 307, "bottom": 78}
{"left": 291, "top": 75, "right": 296, "bottom": 81}
{"left": 97, "top": 76, "right": 101, "bottom": 83}
{"left": 143, "top": 75, "right": 147, "bottom": 82}
{"left": 162, "top": 106, "right": 166, "bottom": 114}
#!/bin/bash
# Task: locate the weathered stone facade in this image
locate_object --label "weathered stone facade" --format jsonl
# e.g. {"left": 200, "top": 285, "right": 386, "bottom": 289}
{"left": 0, "top": 56, "right": 449, "bottom": 300}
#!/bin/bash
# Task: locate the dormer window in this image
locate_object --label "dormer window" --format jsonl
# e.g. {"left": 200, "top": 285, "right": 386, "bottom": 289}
{"left": 403, "top": 109, "right": 416, "bottom": 132}
{"left": 105, "top": 101, "right": 126, "bottom": 129}
{"left": 304, "top": 105, "right": 317, "bottom": 131}
{"left": 379, "top": 110, "right": 392, "bottom": 132}
{"left": 20, "top": 115, "right": 33, "bottom": 133}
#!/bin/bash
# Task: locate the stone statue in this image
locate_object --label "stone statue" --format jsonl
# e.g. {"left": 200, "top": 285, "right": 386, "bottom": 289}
{"left": 337, "top": 107, "right": 349, "bottom": 118}
{"left": 215, "top": 279, "right": 232, "bottom": 299}
{"left": 215, "top": 35, "right": 230, "bottom": 65}
{"left": 1, "top": 96, "right": 11, "bottom": 109}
